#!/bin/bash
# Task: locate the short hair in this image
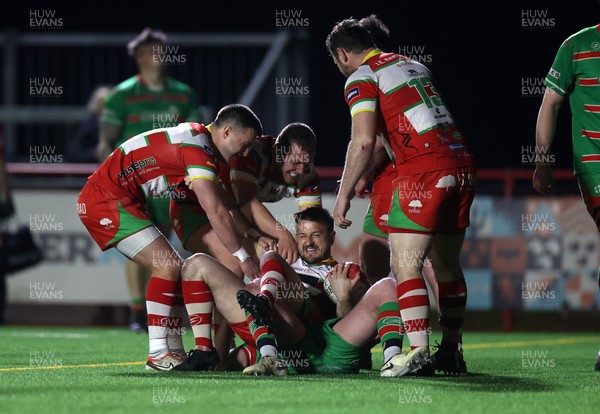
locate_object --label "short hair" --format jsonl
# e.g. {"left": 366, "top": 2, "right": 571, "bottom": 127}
{"left": 294, "top": 207, "right": 334, "bottom": 234}
{"left": 326, "top": 18, "right": 375, "bottom": 57}
{"left": 213, "top": 104, "right": 263, "bottom": 136}
{"left": 276, "top": 122, "right": 317, "bottom": 154}
{"left": 359, "top": 15, "right": 390, "bottom": 49}
{"left": 127, "top": 28, "right": 167, "bottom": 57}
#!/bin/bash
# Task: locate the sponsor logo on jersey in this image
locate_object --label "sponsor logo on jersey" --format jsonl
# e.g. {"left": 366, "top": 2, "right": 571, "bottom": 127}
{"left": 346, "top": 87, "right": 360, "bottom": 102}
{"left": 448, "top": 143, "right": 464, "bottom": 150}
{"left": 116, "top": 157, "right": 157, "bottom": 180}
{"left": 549, "top": 68, "right": 560, "bottom": 79}
{"left": 203, "top": 144, "right": 214, "bottom": 156}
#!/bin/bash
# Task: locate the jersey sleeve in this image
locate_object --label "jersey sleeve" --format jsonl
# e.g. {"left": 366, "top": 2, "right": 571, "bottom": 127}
{"left": 229, "top": 149, "right": 261, "bottom": 187}
{"left": 100, "top": 89, "right": 126, "bottom": 127}
{"left": 544, "top": 38, "right": 574, "bottom": 96}
{"left": 295, "top": 168, "right": 322, "bottom": 209}
{"left": 180, "top": 136, "right": 218, "bottom": 182}
{"left": 344, "top": 67, "right": 378, "bottom": 118}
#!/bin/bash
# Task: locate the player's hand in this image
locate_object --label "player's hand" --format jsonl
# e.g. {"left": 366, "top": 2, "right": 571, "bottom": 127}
{"left": 333, "top": 196, "right": 352, "bottom": 229}
{"left": 275, "top": 227, "right": 298, "bottom": 264}
{"left": 533, "top": 165, "right": 554, "bottom": 195}
{"left": 354, "top": 177, "right": 370, "bottom": 199}
{"left": 257, "top": 236, "right": 276, "bottom": 252}
{"left": 184, "top": 175, "right": 194, "bottom": 190}
{"left": 239, "top": 256, "right": 260, "bottom": 279}
{"left": 328, "top": 262, "right": 359, "bottom": 302}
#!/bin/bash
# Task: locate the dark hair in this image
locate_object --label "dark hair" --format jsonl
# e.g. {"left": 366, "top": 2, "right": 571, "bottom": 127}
{"left": 295, "top": 207, "right": 334, "bottom": 233}
{"left": 276, "top": 122, "right": 317, "bottom": 155}
{"left": 213, "top": 104, "right": 263, "bottom": 136}
{"left": 127, "top": 28, "right": 167, "bottom": 57}
{"left": 359, "top": 15, "right": 390, "bottom": 49}
{"left": 326, "top": 18, "right": 375, "bottom": 57}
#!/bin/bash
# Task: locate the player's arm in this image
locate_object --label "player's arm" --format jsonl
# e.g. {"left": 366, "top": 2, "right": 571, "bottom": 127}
{"left": 97, "top": 123, "right": 122, "bottom": 160}
{"left": 96, "top": 90, "right": 123, "bottom": 160}
{"left": 333, "top": 111, "right": 378, "bottom": 228}
{"left": 244, "top": 197, "right": 298, "bottom": 264}
{"left": 191, "top": 177, "right": 260, "bottom": 278}
{"left": 533, "top": 87, "right": 565, "bottom": 194}
{"left": 354, "top": 133, "right": 389, "bottom": 199}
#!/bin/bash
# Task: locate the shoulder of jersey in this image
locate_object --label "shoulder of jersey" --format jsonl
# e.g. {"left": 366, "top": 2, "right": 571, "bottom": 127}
{"left": 111, "top": 76, "right": 141, "bottom": 94}
{"left": 166, "top": 76, "right": 194, "bottom": 93}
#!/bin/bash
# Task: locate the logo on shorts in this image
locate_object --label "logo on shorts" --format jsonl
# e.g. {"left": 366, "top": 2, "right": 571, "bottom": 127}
{"left": 408, "top": 200, "right": 422, "bottom": 213}
{"left": 594, "top": 184, "right": 600, "bottom": 195}
{"left": 435, "top": 175, "right": 457, "bottom": 190}
{"left": 379, "top": 214, "right": 389, "bottom": 224}
{"left": 100, "top": 218, "right": 114, "bottom": 229}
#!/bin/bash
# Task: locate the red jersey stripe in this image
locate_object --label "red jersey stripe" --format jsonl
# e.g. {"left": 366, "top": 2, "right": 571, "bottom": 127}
{"left": 579, "top": 78, "right": 600, "bottom": 86}
{"left": 582, "top": 130, "right": 600, "bottom": 139}
{"left": 584, "top": 104, "right": 600, "bottom": 113}
{"left": 581, "top": 155, "right": 600, "bottom": 163}
{"left": 573, "top": 51, "right": 600, "bottom": 61}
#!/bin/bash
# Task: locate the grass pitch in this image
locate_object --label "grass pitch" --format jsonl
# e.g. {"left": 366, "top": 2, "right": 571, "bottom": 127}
{"left": 0, "top": 327, "right": 599, "bottom": 414}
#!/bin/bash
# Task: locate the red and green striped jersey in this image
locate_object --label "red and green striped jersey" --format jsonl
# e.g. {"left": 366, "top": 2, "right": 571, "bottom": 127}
{"left": 229, "top": 135, "right": 321, "bottom": 208}
{"left": 544, "top": 24, "right": 600, "bottom": 175}
{"left": 101, "top": 75, "right": 200, "bottom": 148}
{"left": 87, "top": 123, "right": 227, "bottom": 215}
{"left": 344, "top": 49, "right": 474, "bottom": 175}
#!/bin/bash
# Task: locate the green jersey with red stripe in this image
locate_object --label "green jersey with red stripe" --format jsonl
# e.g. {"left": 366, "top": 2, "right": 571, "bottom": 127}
{"left": 344, "top": 49, "right": 474, "bottom": 175}
{"left": 544, "top": 24, "right": 600, "bottom": 175}
{"left": 101, "top": 75, "right": 199, "bottom": 148}
{"left": 87, "top": 123, "right": 226, "bottom": 214}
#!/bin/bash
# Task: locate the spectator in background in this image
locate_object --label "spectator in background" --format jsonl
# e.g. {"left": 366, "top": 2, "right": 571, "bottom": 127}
{"left": 65, "top": 86, "right": 112, "bottom": 163}
{"left": 97, "top": 27, "right": 201, "bottom": 333}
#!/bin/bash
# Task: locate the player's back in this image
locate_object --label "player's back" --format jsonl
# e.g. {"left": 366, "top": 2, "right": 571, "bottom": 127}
{"left": 89, "top": 122, "right": 216, "bottom": 202}
{"left": 346, "top": 52, "right": 474, "bottom": 174}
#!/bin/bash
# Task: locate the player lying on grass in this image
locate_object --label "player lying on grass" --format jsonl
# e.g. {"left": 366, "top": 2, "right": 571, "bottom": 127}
{"left": 173, "top": 207, "right": 373, "bottom": 371}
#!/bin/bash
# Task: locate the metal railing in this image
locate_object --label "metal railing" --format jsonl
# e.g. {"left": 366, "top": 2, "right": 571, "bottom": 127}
{"left": 0, "top": 30, "right": 309, "bottom": 160}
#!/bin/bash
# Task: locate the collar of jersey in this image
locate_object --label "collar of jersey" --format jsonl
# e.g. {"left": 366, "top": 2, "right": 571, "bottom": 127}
{"left": 361, "top": 48, "right": 382, "bottom": 64}
{"left": 206, "top": 123, "right": 212, "bottom": 134}
{"left": 136, "top": 74, "right": 171, "bottom": 91}
{"left": 304, "top": 257, "right": 336, "bottom": 266}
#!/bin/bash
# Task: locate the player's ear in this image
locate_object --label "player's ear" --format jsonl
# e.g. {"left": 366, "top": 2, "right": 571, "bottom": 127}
{"left": 336, "top": 48, "right": 349, "bottom": 64}
{"left": 330, "top": 230, "right": 336, "bottom": 245}
{"left": 222, "top": 125, "right": 232, "bottom": 140}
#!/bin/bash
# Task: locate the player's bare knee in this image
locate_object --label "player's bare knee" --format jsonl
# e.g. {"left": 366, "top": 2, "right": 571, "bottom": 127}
{"left": 181, "top": 253, "right": 213, "bottom": 281}
{"left": 369, "top": 278, "right": 397, "bottom": 305}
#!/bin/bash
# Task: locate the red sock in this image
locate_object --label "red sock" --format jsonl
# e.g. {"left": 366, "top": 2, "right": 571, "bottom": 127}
{"left": 438, "top": 280, "right": 467, "bottom": 350}
{"left": 259, "top": 257, "right": 286, "bottom": 305}
{"left": 146, "top": 276, "right": 179, "bottom": 357}
{"left": 397, "top": 278, "right": 430, "bottom": 349}
{"left": 182, "top": 280, "right": 214, "bottom": 350}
